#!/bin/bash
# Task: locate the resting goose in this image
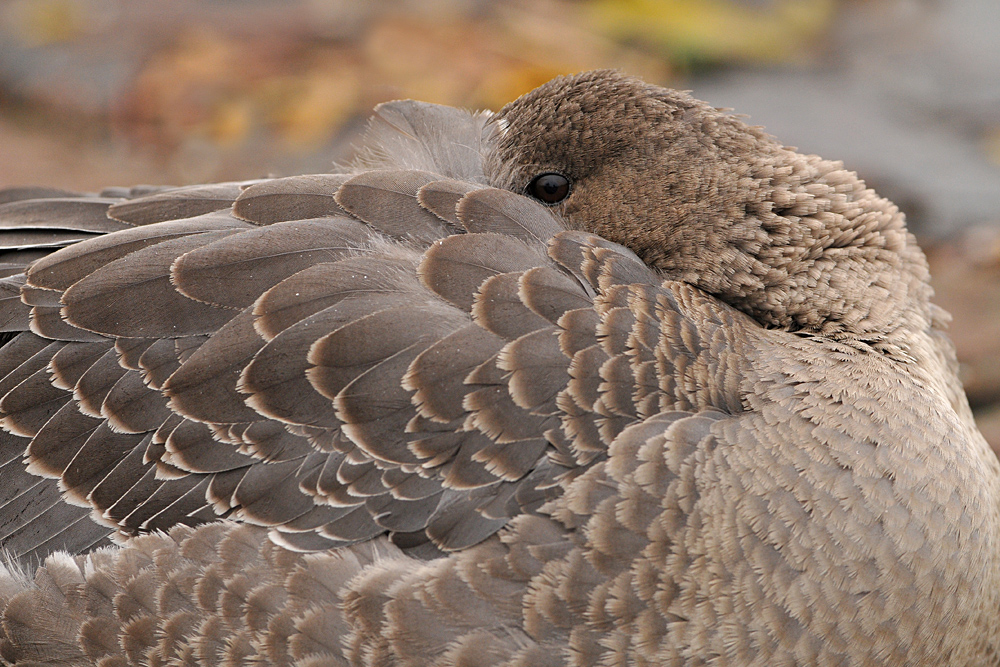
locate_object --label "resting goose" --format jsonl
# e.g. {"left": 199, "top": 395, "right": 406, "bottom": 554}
{"left": 0, "top": 70, "right": 995, "bottom": 666}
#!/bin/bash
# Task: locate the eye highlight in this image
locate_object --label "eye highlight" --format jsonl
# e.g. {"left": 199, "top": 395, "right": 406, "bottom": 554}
{"left": 526, "top": 172, "right": 571, "bottom": 205}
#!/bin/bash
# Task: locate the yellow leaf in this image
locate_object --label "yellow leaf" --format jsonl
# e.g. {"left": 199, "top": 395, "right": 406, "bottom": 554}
{"left": 9, "top": 0, "right": 84, "bottom": 46}
{"left": 583, "top": 0, "right": 836, "bottom": 65}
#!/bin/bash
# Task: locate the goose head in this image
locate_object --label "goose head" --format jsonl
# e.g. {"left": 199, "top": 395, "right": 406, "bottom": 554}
{"left": 484, "top": 70, "right": 934, "bottom": 356}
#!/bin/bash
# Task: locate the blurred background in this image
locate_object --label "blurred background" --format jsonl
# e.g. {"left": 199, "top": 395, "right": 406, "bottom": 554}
{"left": 0, "top": 0, "right": 998, "bottom": 449}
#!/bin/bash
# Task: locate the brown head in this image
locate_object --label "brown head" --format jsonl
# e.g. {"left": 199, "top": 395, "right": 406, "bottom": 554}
{"left": 484, "top": 70, "right": 933, "bottom": 353}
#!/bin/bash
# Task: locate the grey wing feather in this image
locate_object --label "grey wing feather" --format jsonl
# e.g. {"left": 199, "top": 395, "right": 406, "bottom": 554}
{"left": 456, "top": 187, "right": 564, "bottom": 242}
{"left": 171, "top": 217, "right": 374, "bottom": 309}
{"left": 26, "top": 212, "right": 249, "bottom": 292}
{"left": 335, "top": 169, "right": 452, "bottom": 242}
{"left": 60, "top": 229, "right": 247, "bottom": 337}
{"left": 233, "top": 174, "right": 350, "bottom": 224}
{"left": 162, "top": 308, "right": 266, "bottom": 425}
{"left": 0, "top": 275, "right": 30, "bottom": 332}
{"left": 0, "top": 198, "right": 131, "bottom": 258}
{"left": 0, "top": 163, "right": 754, "bottom": 597}
{"left": 0, "top": 198, "right": 130, "bottom": 234}
{"left": 106, "top": 182, "right": 250, "bottom": 225}
{"left": 416, "top": 178, "right": 484, "bottom": 225}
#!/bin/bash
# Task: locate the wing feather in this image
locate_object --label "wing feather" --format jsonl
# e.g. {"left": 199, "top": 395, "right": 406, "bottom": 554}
{"left": 0, "top": 172, "right": 760, "bottom": 569}
{"left": 106, "top": 183, "right": 248, "bottom": 226}
{"left": 233, "top": 174, "right": 350, "bottom": 225}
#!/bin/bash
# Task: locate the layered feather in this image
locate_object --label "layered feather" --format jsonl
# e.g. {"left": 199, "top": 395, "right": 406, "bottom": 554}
{"left": 0, "top": 73, "right": 991, "bottom": 667}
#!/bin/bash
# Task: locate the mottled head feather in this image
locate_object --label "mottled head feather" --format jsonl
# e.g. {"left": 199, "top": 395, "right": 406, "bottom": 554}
{"left": 485, "top": 70, "right": 932, "bottom": 353}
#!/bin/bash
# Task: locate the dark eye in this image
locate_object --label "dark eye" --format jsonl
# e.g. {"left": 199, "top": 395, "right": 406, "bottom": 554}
{"left": 526, "top": 172, "right": 571, "bottom": 205}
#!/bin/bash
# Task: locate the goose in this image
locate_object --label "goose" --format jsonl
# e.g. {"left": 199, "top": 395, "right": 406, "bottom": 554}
{"left": 0, "top": 70, "right": 996, "bottom": 666}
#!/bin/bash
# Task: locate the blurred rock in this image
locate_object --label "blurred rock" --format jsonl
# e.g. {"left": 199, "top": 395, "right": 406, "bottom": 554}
{"left": 926, "top": 227, "right": 1000, "bottom": 454}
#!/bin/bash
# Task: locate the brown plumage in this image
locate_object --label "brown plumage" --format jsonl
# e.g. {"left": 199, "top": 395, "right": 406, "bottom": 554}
{"left": 0, "top": 70, "right": 996, "bottom": 666}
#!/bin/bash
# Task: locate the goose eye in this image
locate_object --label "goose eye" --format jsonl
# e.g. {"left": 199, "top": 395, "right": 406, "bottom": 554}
{"left": 526, "top": 172, "right": 571, "bottom": 205}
